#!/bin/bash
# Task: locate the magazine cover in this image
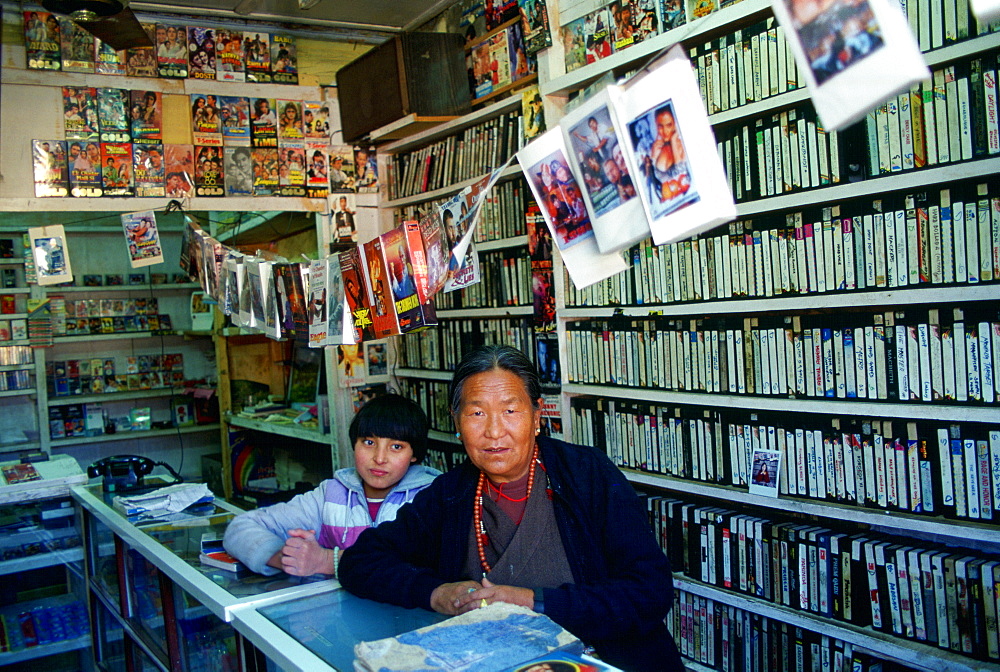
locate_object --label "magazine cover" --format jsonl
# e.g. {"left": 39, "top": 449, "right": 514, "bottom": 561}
{"left": 98, "top": 88, "right": 131, "bottom": 143}
{"left": 250, "top": 98, "right": 278, "bottom": 147}
{"left": 244, "top": 32, "right": 272, "bottom": 83}
{"left": 95, "top": 39, "right": 125, "bottom": 76}
{"left": 133, "top": 144, "right": 165, "bottom": 198}
{"left": 69, "top": 141, "right": 103, "bottom": 197}
{"left": 191, "top": 94, "right": 223, "bottom": 146}
{"left": 270, "top": 35, "right": 298, "bottom": 84}
{"left": 188, "top": 26, "right": 215, "bottom": 78}
{"left": 403, "top": 220, "right": 438, "bottom": 326}
{"left": 660, "top": 0, "right": 687, "bottom": 30}
{"left": 279, "top": 147, "right": 307, "bottom": 197}
{"left": 332, "top": 194, "right": 358, "bottom": 244}
{"left": 770, "top": 0, "right": 928, "bottom": 129}
{"left": 32, "top": 140, "right": 69, "bottom": 198}
{"left": 439, "top": 188, "right": 482, "bottom": 294}
{"left": 339, "top": 245, "right": 375, "bottom": 343}
{"left": 361, "top": 239, "right": 400, "bottom": 339}
{"left": 273, "top": 262, "right": 308, "bottom": 341}
{"left": 561, "top": 88, "right": 648, "bottom": 253}
{"left": 194, "top": 146, "right": 224, "bottom": 197}
{"left": 633, "top": 0, "right": 661, "bottom": 40}
{"left": 277, "top": 100, "right": 305, "bottom": 144}
{"left": 216, "top": 101, "right": 250, "bottom": 148}
{"left": 307, "top": 259, "right": 329, "bottom": 347}
{"left": 519, "top": 0, "right": 552, "bottom": 54}
{"left": 126, "top": 23, "right": 158, "bottom": 78}
{"left": 610, "top": 1, "right": 636, "bottom": 50}
{"left": 584, "top": 8, "right": 613, "bottom": 64}
{"left": 155, "top": 24, "right": 188, "bottom": 78}
{"left": 59, "top": 17, "right": 94, "bottom": 73}
{"left": 303, "top": 102, "right": 332, "bottom": 140}
{"left": 251, "top": 147, "right": 279, "bottom": 195}
{"left": 609, "top": 46, "right": 736, "bottom": 244}
{"left": 24, "top": 11, "right": 60, "bottom": 71}
{"left": 215, "top": 29, "right": 246, "bottom": 82}
{"left": 121, "top": 211, "right": 164, "bottom": 268}
{"left": 101, "top": 142, "right": 134, "bottom": 197}
{"left": 517, "top": 128, "right": 629, "bottom": 289}
{"left": 562, "top": 18, "right": 587, "bottom": 73}
{"left": 522, "top": 86, "right": 547, "bottom": 141}
{"left": 129, "top": 90, "right": 163, "bottom": 144}
{"left": 380, "top": 225, "right": 427, "bottom": 333}
{"left": 355, "top": 146, "right": 379, "bottom": 193}
{"left": 63, "top": 87, "right": 98, "bottom": 141}
{"left": 224, "top": 146, "right": 254, "bottom": 197}
{"left": 487, "top": 0, "right": 521, "bottom": 29}
{"left": 28, "top": 225, "right": 73, "bottom": 286}
{"left": 305, "top": 144, "right": 330, "bottom": 198}
{"left": 164, "top": 144, "right": 196, "bottom": 198}
{"left": 338, "top": 344, "right": 365, "bottom": 387}
{"left": 329, "top": 145, "right": 357, "bottom": 192}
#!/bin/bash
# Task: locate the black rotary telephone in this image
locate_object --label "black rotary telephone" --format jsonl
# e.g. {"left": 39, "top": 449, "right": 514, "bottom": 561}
{"left": 87, "top": 455, "right": 182, "bottom": 492}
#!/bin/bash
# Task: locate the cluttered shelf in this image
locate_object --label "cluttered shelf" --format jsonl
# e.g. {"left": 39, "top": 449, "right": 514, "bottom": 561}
{"left": 46, "top": 388, "right": 184, "bottom": 407}
{"left": 382, "top": 164, "right": 523, "bottom": 209}
{"left": 0, "top": 594, "right": 89, "bottom": 666}
{"left": 49, "top": 423, "right": 221, "bottom": 449}
{"left": 0, "top": 387, "right": 34, "bottom": 398}
{"left": 225, "top": 414, "right": 327, "bottom": 444}
{"left": 45, "top": 283, "right": 200, "bottom": 294}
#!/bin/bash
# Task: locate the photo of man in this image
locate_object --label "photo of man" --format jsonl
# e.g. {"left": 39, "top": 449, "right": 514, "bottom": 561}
{"left": 566, "top": 105, "right": 635, "bottom": 218}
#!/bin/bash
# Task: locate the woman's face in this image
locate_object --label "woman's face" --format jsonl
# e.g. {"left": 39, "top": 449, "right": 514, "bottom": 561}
{"left": 454, "top": 368, "right": 541, "bottom": 483}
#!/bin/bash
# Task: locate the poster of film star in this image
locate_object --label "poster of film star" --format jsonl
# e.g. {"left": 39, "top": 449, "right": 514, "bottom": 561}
{"left": 609, "top": 46, "right": 736, "bottom": 246}
{"left": 560, "top": 88, "right": 648, "bottom": 254}
{"left": 517, "top": 128, "right": 628, "bottom": 290}
{"left": 770, "top": 0, "right": 927, "bottom": 129}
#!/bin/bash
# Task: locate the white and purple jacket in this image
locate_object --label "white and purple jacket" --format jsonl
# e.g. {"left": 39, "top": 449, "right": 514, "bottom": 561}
{"left": 223, "top": 464, "right": 441, "bottom": 576}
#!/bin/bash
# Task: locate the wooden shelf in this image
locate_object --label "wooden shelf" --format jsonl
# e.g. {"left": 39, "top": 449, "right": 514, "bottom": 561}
{"left": 469, "top": 73, "right": 538, "bottom": 109}
{"left": 47, "top": 388, "right": 182, "bottom": 407}
{"left": 383, "top": 96, "right": 522, "bottom": 155}
{"left": 560, "top": 285, "right": 999, "bottom": 319}
{"left": 562, "top": 384, "right": 999, "bottom": 424}
{"left": 625, "top": 469, "right": 1000, "bottom": 546}
{"left": 370, "top": 114, "right": 461, "bottom": 143}
{"left": 46, "top": 283, "right": 199, "bottom": 294}
{"left": 49, "top": 423, "right": 220, "bottom": 449}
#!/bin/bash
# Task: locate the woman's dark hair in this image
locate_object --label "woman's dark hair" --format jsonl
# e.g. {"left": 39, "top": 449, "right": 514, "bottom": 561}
{"left": 349, "top": 393, "right": 429, "bottom": 463}
{"left": 449, "top": 345, "right": 542, "bottom": 415}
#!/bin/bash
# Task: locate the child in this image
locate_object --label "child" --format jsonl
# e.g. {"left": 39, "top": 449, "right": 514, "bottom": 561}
{"left": 223, "top": 393, "right": 440, "bottom": 577}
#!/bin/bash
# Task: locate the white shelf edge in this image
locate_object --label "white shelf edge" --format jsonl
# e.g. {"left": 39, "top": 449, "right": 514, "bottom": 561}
{"left": 382, "top": 96, "right": 523, "bottom": 155}
{"left": 0, "top": 259, "right": 25, "bottom": 265}
{"left": 561, "top": 285, "right": 999, "bottom": 318}
{"left": 0, "top": 388, "right": 35, "bottom": 398}
{"left": 476, "top": 235, "right": 529, "bottom": 252}
{"left": 395, "top": 368, "right": 453, "bottom": 381}
{"left": 625, "top": 470, "right": 1000, "bottom": 545}
{"left": 52, "top": 332, "right": 154, "bottom": 343}
{"left": 50, "top": 423, "right": 221, "bottom": 448}
{"left": 0, "top": 313, "right": 28, "bottom": 320}
{"left": 562, "top": 384, "right": 999, "bottom": 423}
{"left": 47, "top": 388, "right": 181, "bottom": 407}
{"left": 0, "top": 288, "right": 31, "bottom": 294}
{"left": 737, "top": 157, "right": 1000, "bottom": 216}
{"left": 0, "top": 634, "right": 90, "bottom": 665}
{"left": 435, "top": 305, "right": 533, "bottom": 318}
{"left": 0, "top": 364, "right": 34, "bottom": 372}
{"left": 673, "top": 577, "right": 994, "bottom": 672}
{"left": 0, "top": 547, "right": 83, "bottom": 577}
{"left": 0, "top": 441, "right": 41, "bottom": 454}
{"left": 541, "top": 0, "right": 772, "bottom": 97}
{"left": 384, "top": 163, "right": 522, "bottom": 208}
{"left": 225, "top": 415, "right": 329, "bottom": 444}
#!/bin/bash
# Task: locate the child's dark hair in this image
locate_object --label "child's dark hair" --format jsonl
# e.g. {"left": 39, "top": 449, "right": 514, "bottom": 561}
{"left": 348, "top": 393, "right": 429, "bottom": 463}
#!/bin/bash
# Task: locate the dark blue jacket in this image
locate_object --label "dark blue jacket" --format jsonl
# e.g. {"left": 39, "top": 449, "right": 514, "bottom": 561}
{"left": 339, "top": 436, "right": 683, "bottom": 672}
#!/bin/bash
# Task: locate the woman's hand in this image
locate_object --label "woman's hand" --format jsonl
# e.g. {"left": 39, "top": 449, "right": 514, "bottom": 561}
{"left": 279, "top": 529, "right": 334, "bottom": 577}
{"left": 430, "top": 580, "right": 483, "bottom": 615}
{"left": 435, "top": 578, "right": 535, "bottom": 615}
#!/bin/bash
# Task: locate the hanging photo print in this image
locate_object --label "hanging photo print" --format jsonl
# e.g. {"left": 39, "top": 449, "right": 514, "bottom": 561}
{"left": 609, "top": 45, "right": 736, "bottom": 246}
{"left": 121, "top": 210, "right": 164, "bottom": 268}
{"left": 28, "top": 225, "right": 73, "bottom": 286}
{"left": 769, "top": 0, "right": 928, "bottom": 130}
{"left": 517, "top": 128, "right": 628, "bottom": 290}
{"left": 560, "top": 88, "right": 649, "bottom": 254}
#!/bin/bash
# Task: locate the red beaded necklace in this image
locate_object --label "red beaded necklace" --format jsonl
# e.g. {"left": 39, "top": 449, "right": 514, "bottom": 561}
{"left": 474, "top": 445, "right": 539, "bottom": 576}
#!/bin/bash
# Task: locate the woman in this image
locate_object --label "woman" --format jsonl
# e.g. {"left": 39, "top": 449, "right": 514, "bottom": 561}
{"left": 339, "top": 345, "right": 681, "bottom": 671}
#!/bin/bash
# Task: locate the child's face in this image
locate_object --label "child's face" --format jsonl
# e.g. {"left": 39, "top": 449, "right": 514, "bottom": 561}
{"left": 354, "top": 436, "right": 416, "bottom": 499}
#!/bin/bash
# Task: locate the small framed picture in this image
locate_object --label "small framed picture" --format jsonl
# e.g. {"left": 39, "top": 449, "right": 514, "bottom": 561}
{"left": 749, "top": 448, "right": 781, "bottom": 498}
{"left": 128, "top": 273, "right": 146, "bottom": 285}
{"left": 83, "top": 274, "right": 103, "bottom": 287}
{"left": 28, "top": 225, "right": 74, "bottom": 286}
{"left": 105, "top": 274, "right": 123, "bottom": 286}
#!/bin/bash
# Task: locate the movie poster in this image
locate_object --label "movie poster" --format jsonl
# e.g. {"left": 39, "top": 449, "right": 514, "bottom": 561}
{"left": 332, "top": 194, "right": 357, "bottom": 244}
{"left": 121, "top": 211, "right": 164, "bottom": 268}
{"left": 215, "top": 29, "right": 246, "bottom": 82}
{"left": 252, "top": 147, "right": 279, "bottom": 196}
{"left": 133, "top": 143, "right": 166, "bottom": 198}
{"left": 165, "top": 144, "right": 195, "bottom": 198}
{"left": 354, "top": 146, "right": 378, "bottom": 193}
{"left": 32, "top": 140, "right": 69, "bottom": 198}
{"left": 270, "top": 35, "right": 298, "bottom": 84}
{"left": 24, "top": 11, "right": 60, "bottom": 71}
{"left": 329, "top": 145, "right": 356, "bottom": 192}
{"left": 101, "top": 142, "right": 134, "bottom": 197}
{"left": 129, "top": 90, "right": 163, "bottom": 144}
{"left": 220, "top": 96, "right": 251, "bottom": 143}
{"left": 519, "top": 0, "right": 552, "bottom": 54}
{"left": 194, "top": 146, "right": 224, "bottom": 197}
{"left": 279, "top": 147, "right": 306, "bottom": 197}
{"left": 95, "top": 39, "right": 125, "bottom": 76}
{"left": 28, "top": 225, "right": 73, "bottom": 286}
{"left": 244, "top": 32, "right": 272, "bottom": 83}
{"left": 69, "top": 141, "right": 103, "bottom": 197}
{"left": 156, "top": 23, "right": 188, "bottom": 78}
{"left": 305, "top": 145, "right": 330, "bottom": 198}
{"left": 303, "top": 101, "right": 332, "bottom": 140}
{"left": 277, "top": 100, "right": 304, "bottom": 144}
{"left": 126, "top": 23, "right": 158, "bottom": 77}
{"left": 224, "top": 146, "right": 253, "bottom": 197}
{"left": 191, "top": 94, "right": 223, "bottom": 146}
{"left": 62, "top": 87, "right": 98, "bottom": 141}
{"left": 187, "top": 26, "right": 216, "bottom": 79}
{"left": 58, "top": 17, "right": 94, "bottom": 73}
{"left": 633, "top": 0, "right": 660, "bottom": 40}
{"left": 250, "top": 98, "right": 278, "bottom": 147}
{"left": 98, "top": 88, "right": 131, "bottom": 143}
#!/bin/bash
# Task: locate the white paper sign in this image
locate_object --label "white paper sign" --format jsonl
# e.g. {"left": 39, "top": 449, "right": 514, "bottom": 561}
{"left": 28, "top": 225, "right": 73, "bottom": 286}
{"left": 770, "top": 0, "right": 930, "bottom": 130}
